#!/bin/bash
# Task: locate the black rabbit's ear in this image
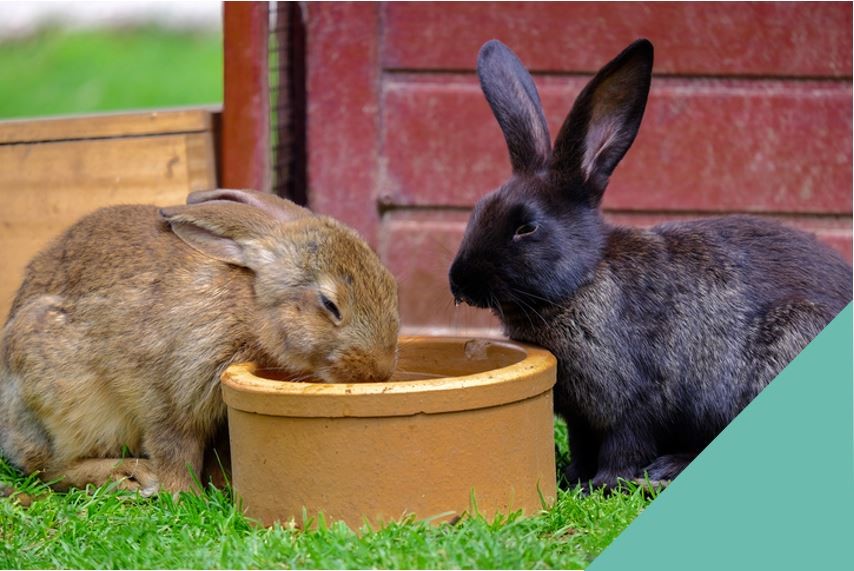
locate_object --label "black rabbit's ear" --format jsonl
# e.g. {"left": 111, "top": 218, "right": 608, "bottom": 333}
{"left": 477, "top": 40, "right": 552, "bottom": 174}
{"left": 551, "top": 39, "right": 653, "bottom": 206}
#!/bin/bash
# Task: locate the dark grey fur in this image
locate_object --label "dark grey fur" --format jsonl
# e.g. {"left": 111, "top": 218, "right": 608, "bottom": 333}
{"left": 449, "top": 39, "right": 853, "bottom": 489}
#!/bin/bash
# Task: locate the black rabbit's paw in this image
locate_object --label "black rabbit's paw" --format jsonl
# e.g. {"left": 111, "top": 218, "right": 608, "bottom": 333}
{"left": 640, "top": 453, "right": 695, "bottom": 481}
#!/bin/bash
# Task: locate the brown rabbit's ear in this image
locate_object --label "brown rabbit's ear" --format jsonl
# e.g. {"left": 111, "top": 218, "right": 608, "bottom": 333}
{"left": 477, "top": 40, "right": 552, "bottom": 174}
{"left": 186, "top": 188, "right": 312, "bottom": 222}
{"left": 551, "top": 39, "right": 653, "bottom": 206}
{"left": 159, "top": 202, "right": 280, "bottom": 269}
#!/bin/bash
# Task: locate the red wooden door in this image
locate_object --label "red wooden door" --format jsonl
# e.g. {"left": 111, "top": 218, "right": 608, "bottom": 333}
{"left": 305, "top": 2, "right": 852, "bottom": 335}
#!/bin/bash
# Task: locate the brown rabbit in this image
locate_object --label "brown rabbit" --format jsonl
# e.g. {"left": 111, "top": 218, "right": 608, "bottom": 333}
{"left": 0, "top": 189, "right": 399, "bottom": 494}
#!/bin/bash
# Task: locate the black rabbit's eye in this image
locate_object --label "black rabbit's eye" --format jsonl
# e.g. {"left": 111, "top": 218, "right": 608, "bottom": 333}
{"left": 320, "top": 294, "right": 341, "bottom": 321}
{"left": 514, "top": 223, "right": 538, "bottom": 238}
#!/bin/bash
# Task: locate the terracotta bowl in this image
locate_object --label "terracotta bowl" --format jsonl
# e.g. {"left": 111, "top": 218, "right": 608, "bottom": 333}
{"left": 220, "top": 336, "right": 558, "bottom": 528}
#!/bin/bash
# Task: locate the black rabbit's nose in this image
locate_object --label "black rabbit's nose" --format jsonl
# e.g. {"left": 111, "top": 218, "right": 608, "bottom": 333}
{"left": 450, "top": 278, "right": 462, "bottom": 303}
{"left": 449, "top": 261, "right": 467, "bottom": 303}
{"left": 450, "top": 286, "right": 469, "bottom": 307}
{"left": 449, "top": 258, "right": 490, "bottom": 309}
{"left": 452, "top": 294, "right": 472, "bottom": 307}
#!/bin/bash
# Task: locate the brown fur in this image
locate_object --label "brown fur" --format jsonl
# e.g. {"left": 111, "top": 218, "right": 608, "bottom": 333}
{"left": 1, "top": 189, "right": 399, "bottom": 494}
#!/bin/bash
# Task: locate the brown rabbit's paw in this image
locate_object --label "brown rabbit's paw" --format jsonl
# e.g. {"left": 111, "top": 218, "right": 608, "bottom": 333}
{"left": 157, "top": 474, "right": 194, "bottom": 494}
{"left": 110, "top": 459, "right": 160, "bottom": 496}
{"left": 43, "top": 458, "right": 159, "bottom": 496}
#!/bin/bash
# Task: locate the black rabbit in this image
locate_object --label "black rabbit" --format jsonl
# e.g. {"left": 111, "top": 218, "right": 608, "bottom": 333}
{"left": 449, "top": 39, "right": 852, "bottom": 489}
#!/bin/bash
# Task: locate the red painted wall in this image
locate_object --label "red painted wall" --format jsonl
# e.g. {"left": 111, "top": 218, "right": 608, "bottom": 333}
{"left": 305, "top": 2, "right": 853, "bottom": 335}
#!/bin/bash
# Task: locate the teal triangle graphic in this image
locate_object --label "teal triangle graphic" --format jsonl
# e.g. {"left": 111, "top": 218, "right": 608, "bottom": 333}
{"left": 590, "top": 303, "right": 854, "bottom": 571}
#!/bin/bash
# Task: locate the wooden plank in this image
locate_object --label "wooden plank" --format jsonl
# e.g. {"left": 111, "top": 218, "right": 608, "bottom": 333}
{"left": 0, "top": 108, "right": 214, "bottom": 145}
{"left": 380, "top": 76, "right": 852, "bottom": 214}
{"left": 382, "top": 2, "right": 853, "bottom": 77}
{"left": 381, "top": 209, "right": 852, "bottom": 332}
{"left": 603, "top": 212, "right": 853, "bottom": 264}
{"left": 222, "top": 1, "right": 270, "bottom": 191}
{"left": 306, "top": 2, "right": 383, "bottom": 248}
{"left": 185, "top": 130, "right": 219, "bottom": 191}
{"left": 0, "top": 131, "right": 217, "bottom": 319}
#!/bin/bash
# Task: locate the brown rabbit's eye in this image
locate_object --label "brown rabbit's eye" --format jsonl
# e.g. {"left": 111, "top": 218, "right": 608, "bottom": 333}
{"left": 320, "top": 294, "right": 342, "bottom": 321}
{"left": 514, "top": 223, "right": 538, "bottom": 238}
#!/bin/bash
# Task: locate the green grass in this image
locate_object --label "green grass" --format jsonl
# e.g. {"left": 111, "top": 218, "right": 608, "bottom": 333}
{"left": 0, "top": 26, "right": 222, "bottom": 119}
{"left": 0, "top": 455, "right": 650, "bottom": 569}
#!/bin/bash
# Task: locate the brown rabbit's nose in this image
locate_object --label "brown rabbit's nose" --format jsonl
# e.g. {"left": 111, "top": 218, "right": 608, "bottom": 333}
{"left": 349, "top": 363, "right": 393, "bottom": 383}
{"left": 369, "top": 351, "right": 396, "bottom": 383}
{"left": 362, "top": 371, "right": 391, "bottom": 383}
{"left": 329, "top": 348, "right": 396, "bottom": 383}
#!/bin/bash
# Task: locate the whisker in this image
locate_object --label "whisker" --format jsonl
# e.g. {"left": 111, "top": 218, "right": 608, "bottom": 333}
{"left": 520, "top": 300, "right": 549, "bottom": 327}
{"left": 506, "top": 291, "right": 549, "bottom": 329}
{"left": 392, "top": 368, "right": 446, "bottom": 380}
{"left": 502, "top": 291, "right": 534, "bottom": 329}
{"left": 510, "top": 287, "right": 561, "bottom": 308}
{"left": 490, "top": 293, "right": 506, "bottom": 322}
{"left": 516, "top": 296, "right": 550, "bottom": 328}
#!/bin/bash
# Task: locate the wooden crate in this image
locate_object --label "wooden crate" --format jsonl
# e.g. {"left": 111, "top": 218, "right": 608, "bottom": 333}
{"left": 0, "top": 108, "right": 218, "bottom": 320}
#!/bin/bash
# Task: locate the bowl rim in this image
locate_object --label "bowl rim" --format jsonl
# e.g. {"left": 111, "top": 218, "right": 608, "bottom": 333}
{"left": 220, "top": 336, "right": 557, "bottom": 418}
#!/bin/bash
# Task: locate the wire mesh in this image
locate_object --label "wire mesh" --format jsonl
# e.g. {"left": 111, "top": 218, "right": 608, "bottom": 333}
{"left": 269, "top": 1, "right": 306, "bottom": 204}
